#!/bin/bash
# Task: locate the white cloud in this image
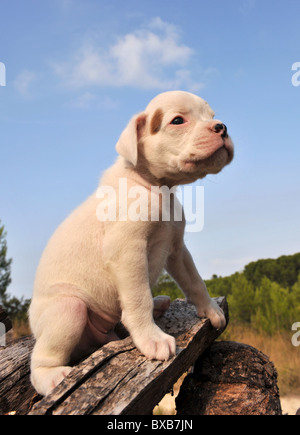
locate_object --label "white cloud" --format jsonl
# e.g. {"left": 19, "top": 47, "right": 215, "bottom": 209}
{"left": 66, "top": 92, "right": 97, "bottom": 109}
{"left": 66, "top": 92, "right": 119, "bottom": 110}
{"left": 14, "top": 70, "right": 36, "bottom": 97}
{"left": 53, "top": 18, "right": 203, "bottom": 91}
{"left": 239, "top": 0, "right": 256, "bottom": 15}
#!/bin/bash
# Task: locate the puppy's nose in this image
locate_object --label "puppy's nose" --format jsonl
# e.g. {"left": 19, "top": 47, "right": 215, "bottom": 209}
{"left": 213, "top": 123, "right": 228, "bottom": 138}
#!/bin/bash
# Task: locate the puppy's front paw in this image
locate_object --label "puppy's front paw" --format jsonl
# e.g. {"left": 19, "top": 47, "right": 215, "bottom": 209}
{"left": 197, "top": 298, "right": 226, "bottom": 330}
{"left": 134, "top": 326, "right": 176, "bottom": 361}
{"left": 31, "top": 365, "right": 73, "bottom": 396}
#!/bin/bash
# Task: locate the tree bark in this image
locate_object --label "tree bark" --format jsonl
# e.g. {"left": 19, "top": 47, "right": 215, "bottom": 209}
{"left": 28, "top": 298, "right": 228, "bottom": 415}
{"left": 0, "top": 336, "right": 37, "bottom": 414}
{"left": 176, "top": 341, "right": 282, "bottom": 415}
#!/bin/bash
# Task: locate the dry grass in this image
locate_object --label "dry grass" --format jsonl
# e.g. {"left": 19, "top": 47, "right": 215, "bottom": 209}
{"left": 153, "top": 375, "right": 187, "bottom": 415}
{"left": 11, "top": 319, "right": 31, "bottom": 340}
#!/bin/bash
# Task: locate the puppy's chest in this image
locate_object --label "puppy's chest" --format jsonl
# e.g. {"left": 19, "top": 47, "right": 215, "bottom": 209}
{"left": 147, "top": 222, "right": 175, "bottom": 267}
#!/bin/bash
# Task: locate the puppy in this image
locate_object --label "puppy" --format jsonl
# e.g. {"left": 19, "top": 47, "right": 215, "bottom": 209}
{"left": 29, "top": 91, "right": 234, "bottom": 396}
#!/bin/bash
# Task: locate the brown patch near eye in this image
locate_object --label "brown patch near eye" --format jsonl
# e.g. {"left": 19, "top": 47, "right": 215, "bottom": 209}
{"left": 150, "top": 108, "right": 163, "bottom": 135}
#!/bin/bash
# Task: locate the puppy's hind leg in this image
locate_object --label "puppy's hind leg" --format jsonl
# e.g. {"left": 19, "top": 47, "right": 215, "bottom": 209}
{"left": 30, "top": 296, "right": 87, "bottom": 396}
{"left": 153, "top": 295, "right": 171, "bottom": 319}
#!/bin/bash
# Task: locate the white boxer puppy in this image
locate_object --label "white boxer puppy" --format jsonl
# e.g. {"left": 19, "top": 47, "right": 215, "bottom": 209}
{"left": 29, "top": 91, "right": 234, "bottom": 396}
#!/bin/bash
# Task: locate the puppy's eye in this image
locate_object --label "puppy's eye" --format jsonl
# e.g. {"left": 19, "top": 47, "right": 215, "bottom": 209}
{"left": 171, "top": 116, "right": 185, "bottom": 125}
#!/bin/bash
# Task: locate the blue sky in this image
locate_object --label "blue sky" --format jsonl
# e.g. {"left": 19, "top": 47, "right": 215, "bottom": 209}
{"left": 1, "top": 0, "right": 300, "bottom": 300}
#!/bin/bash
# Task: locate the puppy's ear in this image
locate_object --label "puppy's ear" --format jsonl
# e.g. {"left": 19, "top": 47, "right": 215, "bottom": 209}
{"left": 116, "top": 113, "right": 147, "bottom": 166}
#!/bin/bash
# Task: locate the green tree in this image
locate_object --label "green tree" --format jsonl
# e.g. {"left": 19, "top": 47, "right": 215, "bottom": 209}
{"left": 0, "top": 220, "right": 30, "bottom": 323}
{"left": 251, "top": 277, "right": 291, "bottom": 334}
{"left": 244, "top": 253, "right": 300, "bottom": 288}
{"left": 0, "top": 221, "right": 12, "bottom": 304}
{"left": 290, "top": 273, "right": 300, "bottom": 321}
{"left": 227, "top": 273, "right": 255, "bottom": 325}
{"left": 205, "top": 274, "right": 236, "bottom": 299}
{"left": 3, "top": 295, "right": 30, "bottom": 323}
{"left": 152, "top": 272, "right": 183, "bottom": 300}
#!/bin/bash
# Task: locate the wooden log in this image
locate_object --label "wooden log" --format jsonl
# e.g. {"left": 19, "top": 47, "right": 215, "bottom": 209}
{"left": 176, "top": 341, "right": 282, "bottom": 415}
{"left": 27, "top": 297, "right": 228, "bottom": 415}
{"left": 0, "top": 336, "right": 38, "bottom": 414}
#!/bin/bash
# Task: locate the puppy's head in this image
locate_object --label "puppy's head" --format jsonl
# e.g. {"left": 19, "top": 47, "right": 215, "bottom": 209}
{"left": 116, "top": 91, "right": 234, "bottom": 185}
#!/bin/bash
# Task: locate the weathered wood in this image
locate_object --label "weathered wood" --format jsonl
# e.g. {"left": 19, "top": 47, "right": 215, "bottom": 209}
{"left": 0, "top": 298, "right": 228, "bottom": 415}
{"left": 0, "top": 305, "right": 12, "bottom": 334}
{"left": 0, "top": 336, "right": 38, "bottom": 414}
{"left": 176, "top": 341, "right": 282, "bottom": 416}
{"left": 27, "top": 297, "right": 228, "bottom": 415}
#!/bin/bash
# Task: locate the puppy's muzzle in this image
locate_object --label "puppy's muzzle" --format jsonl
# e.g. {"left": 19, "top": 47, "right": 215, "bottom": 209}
{"left": 210, "top": 122, "right": 233, "bottom": 163}
{"left": 213, "top": 123, "right": 228, "bottom": 139}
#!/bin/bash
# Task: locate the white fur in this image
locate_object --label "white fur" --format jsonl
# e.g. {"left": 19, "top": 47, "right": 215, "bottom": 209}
{"left": 29, "top": 91, "right": 234, "bottom": 396}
